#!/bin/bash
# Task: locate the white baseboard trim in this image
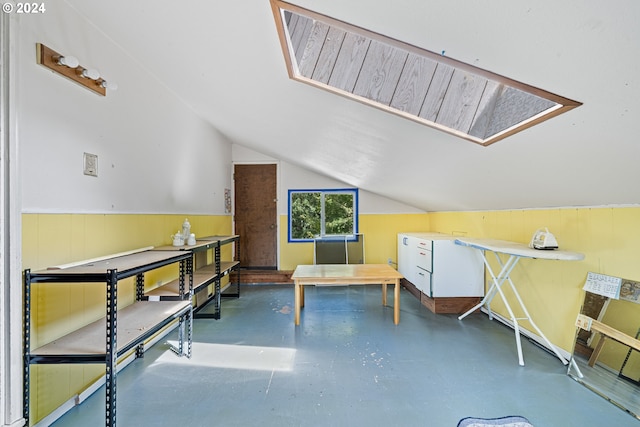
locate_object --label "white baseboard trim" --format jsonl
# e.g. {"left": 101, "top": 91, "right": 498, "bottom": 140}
{"left": 32, "top": 397, "right": 77, "bottom": 427}
{"left": 481, "top": 307, "right": 572, "bottom": 362}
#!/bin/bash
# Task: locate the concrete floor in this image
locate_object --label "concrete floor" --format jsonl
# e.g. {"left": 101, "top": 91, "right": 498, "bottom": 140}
{"left": 52, "top": 284, "right": 639, "bottom": 426}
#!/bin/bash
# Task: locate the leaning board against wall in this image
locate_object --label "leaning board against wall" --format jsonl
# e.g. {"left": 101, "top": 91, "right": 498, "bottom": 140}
{"left": 569, "top": 272, "right": 640, "bottom": 418}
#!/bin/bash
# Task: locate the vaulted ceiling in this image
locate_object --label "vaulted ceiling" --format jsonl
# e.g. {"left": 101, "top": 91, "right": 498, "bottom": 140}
{"left": 65, "top": 0, "right": 640, "bottom": 211}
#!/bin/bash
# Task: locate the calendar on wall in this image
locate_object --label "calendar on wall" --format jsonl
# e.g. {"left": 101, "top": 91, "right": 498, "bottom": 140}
{"left": 583, "top": 272, "right": 622, "bottom": 299}
{"left": 583, "top": 272, "right": 640, "bottom": 304}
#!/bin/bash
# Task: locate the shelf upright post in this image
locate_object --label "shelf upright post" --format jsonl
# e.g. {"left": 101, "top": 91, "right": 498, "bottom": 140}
{"left": 135, "top": 273, "right": 145, "bottom": 301}
{"left": 214, "top": 243, "right": 221, "bottom": 319}
{"left": 22, "top": 269, "right": 32, "bottom": 424}
{"left": 105, "top": 269, "right": 118, "bottom": 427}
{"left": 135, "top": 273, "right": 146, "bottom": 359}
{"left": 618, "top": 328, "right": 640, "bottom": 384}
{"left": 176, "top": 256, "right": 189, "bottom": 357}
{"left": 236, "top": 237, "right": 241, "bottom": 297}
{"left": 136, "top": 273, "right": 144, "bottom": 359}
{"left": 186, "top": 254, "right": 193, "bottom": 358}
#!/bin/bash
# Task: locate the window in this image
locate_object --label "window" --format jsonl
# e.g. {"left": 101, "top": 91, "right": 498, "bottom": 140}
{"left": 288, "top": 188, "right": 358, "bottom": 242}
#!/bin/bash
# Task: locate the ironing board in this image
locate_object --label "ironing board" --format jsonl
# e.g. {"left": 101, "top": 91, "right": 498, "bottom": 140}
{"left": 455, "top": 238, "right": 584, "bottom": 366}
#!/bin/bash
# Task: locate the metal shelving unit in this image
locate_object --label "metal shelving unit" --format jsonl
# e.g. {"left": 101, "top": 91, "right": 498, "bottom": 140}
{"left": 146, "top": 235, "right": 240, "bottom": 319}
{"left": 23, "top": 249, "right": 194, "bottom": 427}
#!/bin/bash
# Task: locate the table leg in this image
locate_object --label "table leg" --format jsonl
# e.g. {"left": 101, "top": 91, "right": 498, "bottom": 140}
{"left": 300, "top": 284, "right": 305, "bottom": 308}
{"left": 294, "top": 280, "right": 301, "bottom": 326}
{"left": 394, "top": 279, "right": 400, "bottom": 325}
{"left": 381, "top": 283, "right": 387, "bottom": 306}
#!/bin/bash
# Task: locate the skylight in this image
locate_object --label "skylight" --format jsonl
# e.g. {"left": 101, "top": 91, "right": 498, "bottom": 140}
{"left": 270, "top": 0, "right": 582, "bottom": 146}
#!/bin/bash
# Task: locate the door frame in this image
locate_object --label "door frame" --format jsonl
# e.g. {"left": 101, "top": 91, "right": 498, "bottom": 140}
{"left": 232, "top": 161, "right": 280, "bottom": 269}
{"left": 1, "top": 10, "right": 25, "bottom": 425}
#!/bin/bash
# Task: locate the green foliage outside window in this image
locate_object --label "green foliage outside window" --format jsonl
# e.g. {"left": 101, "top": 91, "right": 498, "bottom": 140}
{"left": 324, "top": 193, "right": 354, "bottom": 234}
{"left": 290, "top": 192, "right": 321, "bottom": 239}
{"left": 289, "top": 190, "right": 357, "bottom": 241}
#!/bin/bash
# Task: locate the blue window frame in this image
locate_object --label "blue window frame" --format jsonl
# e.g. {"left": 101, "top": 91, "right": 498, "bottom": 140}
{"left": 288, "top": 188, "right": 358, "bottom": 242}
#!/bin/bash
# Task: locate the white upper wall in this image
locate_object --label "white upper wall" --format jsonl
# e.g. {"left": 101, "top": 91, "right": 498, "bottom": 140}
{"left": 61, "top": 0, "right": 640, "bottom": 212}
{"left": 18, "top": 3, "right": 232, "bottom": 215}
{"left": 232, "top": 144, "right": 424, "bottom": 215}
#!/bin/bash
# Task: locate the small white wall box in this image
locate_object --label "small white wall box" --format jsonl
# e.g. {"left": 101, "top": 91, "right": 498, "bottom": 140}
{"left": 83, "top": 152, "right": 98, "bottom": 177}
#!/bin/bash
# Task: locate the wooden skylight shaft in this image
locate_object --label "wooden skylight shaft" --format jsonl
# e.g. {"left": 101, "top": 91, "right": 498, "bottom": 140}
{"left": 270, "top": 0, "right": 582, "bottom": 146}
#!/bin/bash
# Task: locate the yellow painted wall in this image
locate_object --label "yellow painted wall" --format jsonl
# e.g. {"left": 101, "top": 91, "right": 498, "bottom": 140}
{"left": 429, "top": 207, "right": 640, "bottom": 357}
{"left": 278, "top": 213, "right": 430, "bottom": 270}
{"left": 22, "top": 213, "right": 232, "bottom": 424}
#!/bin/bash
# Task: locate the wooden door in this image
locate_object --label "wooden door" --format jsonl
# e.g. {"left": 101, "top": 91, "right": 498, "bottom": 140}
{"left": 234, "top": 164, "right": 277, "bottom": 269}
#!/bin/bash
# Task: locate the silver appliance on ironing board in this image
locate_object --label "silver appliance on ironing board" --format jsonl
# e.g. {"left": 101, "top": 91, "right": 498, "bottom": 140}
{"left": 529, "top": 228, "right": 558, "bottom": 250}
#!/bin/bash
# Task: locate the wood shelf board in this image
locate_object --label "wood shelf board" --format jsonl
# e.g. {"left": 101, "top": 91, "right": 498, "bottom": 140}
{"left": 145, "top": 276, "right": 207, "bottom": 297}
{"left": 33, "top": 250, "right": 189, "bottom": 277}
{"left": 198, "top": 261, "right": 240, "bottom": 275}
{"left": 145, "top": 281, "right": 184, "bottom": 298}
{"left": 30, "top": 301, "right": 190, "bottom": 357}
{"left": 198, "top": 235, "right": 239, "bottom": 245}
{"left": 577, "top": 314, "right": 640, "bottom": 353}
{"left": 153, "top": 240, "right": 219, "bottom": 251}
{"left": 145, "top": 262, "right": 240, "bottom": 297}
{"left": 220, "top": 260, "right": 240, "bottom": 271}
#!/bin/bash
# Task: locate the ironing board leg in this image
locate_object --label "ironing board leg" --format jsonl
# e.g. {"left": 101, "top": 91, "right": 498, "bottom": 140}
{"left": 458, "top": 252, "right": 498, "bottom": 320}
{"left": 489, "top": 254, "right": 525, "bottom": 366}
{"left": 492, "top": 252, "right": 567, "bottom": 366}
{"left": 504, "top": 271, "right": 568, "bottom": 365}
{"left": 570, "top": 357, "right": 584, "bottom": 378}
{"left": 459, "top": 252, "right": 524, "bottom": 365}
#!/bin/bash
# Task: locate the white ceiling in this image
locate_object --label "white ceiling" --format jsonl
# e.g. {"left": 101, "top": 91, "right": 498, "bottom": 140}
{"left": 65, "top": 0, "right": 640, "bottom": 212}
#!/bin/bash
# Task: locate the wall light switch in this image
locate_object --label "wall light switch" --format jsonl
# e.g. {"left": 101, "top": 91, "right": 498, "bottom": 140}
{"left": 83, "top": 152, "right": 98, "bottom": 177}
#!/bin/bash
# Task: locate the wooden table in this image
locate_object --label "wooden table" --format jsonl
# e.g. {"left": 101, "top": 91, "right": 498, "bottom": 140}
{"left": 291, "top": 264, "right": 403, "bottom": 325}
